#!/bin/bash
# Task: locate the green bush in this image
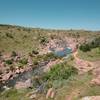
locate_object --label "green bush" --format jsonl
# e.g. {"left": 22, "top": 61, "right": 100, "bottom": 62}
{"left": 42, "top": 62, "right": 78, "bottom": 81}
{"left": 3, "top": 89, "right": 17, "bottom": 98}
{"left": 33, "top": 53, "right": 59, "bottom": 65}
{"left": 79, "top": 37, "right": 100, "bottom": 52}
{"left": 6, "top": 33, "right": 13, "bottom": 38}
{"left": 79, "top": 43, "right": 91, "bottom": 52}
{"left": 39, "top": 36, "right": 48, "bottom": 44}
{"left": 11, "top": 51, "right": 17, "bottom": 57}
{"left": 19, "top": 58, "right": 28, "bottom": 65}
{"left": 32, "top": 49, "right": 39, "bottom": 55}
{"left": 5, "top": 59, "right": 13, "bottom": 65}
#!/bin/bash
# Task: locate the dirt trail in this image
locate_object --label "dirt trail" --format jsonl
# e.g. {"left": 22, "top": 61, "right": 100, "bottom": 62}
{"left": 73, "top": 51, "right": 94, "bottom": 74}
{"left": 65, "top": 89, "right": 80, "bottom": 100}
{"left": 65, "top": 51, "right": 95, "bottom": 100}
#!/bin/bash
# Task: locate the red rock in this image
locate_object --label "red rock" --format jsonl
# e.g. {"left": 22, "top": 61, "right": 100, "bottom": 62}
{"left": 91, "top": 78, "right": 100, "bottom": 85}
{"left": 2, "top": 71, "right": 13, "bottom": 81}
{"left": 46, "top": 88, "right": 53, "bottom": 99}
{"left": 16, "top": 69, "right": 20, "bottom": 74}
{"left": 15, "top": 79, "right": 32, "bottom": 89}
{"left": 46, "top": 88, "right": 55, "bottom": 99}
{"left": 20, "top": 68, "right": 24, "bottom": 73}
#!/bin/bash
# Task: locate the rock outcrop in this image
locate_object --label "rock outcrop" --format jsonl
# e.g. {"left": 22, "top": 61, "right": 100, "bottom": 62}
{"left": 46, "top": 88, "right": 56, "bottom": 99}
{"left": 15, "top": 79, "right": 32, "bottom": 89}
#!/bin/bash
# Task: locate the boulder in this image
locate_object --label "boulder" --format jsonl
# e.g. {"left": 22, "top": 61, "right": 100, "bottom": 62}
{"left": 3, "top": 86, "right": 10, "bottom": 90}
{"left": 15, "top": 69, "right": 20, "bottom": 74}
{"left": 15, "top": 79, "right": 32, "bottom": 89}
{"left": 46, "top": 88, "right": 55, "bottom": 99}
{"left": 20, "top": 68, "right": 24, "bottom": 73}
{"left": 2, "top": 71, "right": 13, "bottom": 81}
{"left": 91, "top": 78, "right": 100, "bottom": 85}
{"left": 29, "top": 94, "right": 37, "bottom": 99}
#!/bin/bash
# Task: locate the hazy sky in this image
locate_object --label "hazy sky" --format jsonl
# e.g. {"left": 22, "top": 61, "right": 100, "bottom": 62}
{"left": 0, "top": 0, "right": 100, "bottom": 30}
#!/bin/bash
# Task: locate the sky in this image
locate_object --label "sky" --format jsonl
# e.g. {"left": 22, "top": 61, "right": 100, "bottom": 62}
{"left": 0, "top": 0, "right": 100, "bottom": 30}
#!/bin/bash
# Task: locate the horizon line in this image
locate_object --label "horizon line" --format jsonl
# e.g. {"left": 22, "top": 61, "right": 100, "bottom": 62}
{"left": 0, "top": 23, "right": 100, "bottom": 32}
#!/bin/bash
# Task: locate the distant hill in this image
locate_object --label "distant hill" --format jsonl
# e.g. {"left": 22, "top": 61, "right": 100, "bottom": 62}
{"left": 0, "top": 24, "right": 99, "bottom": 55}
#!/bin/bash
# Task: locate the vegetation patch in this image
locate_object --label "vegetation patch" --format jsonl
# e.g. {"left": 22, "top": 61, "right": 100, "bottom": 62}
{"left": 79, "top": 37, "right": 100, "bottom": 52}
{"left": 42, "top": 62, "right": 78, "bottom": 81}
{"left": 78, "top": 47, "right": 100, "bottom": 61}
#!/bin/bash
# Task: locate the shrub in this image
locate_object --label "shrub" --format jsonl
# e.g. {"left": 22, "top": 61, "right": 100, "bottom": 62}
{"left": 33, "top": 60, "right": 38, "bottom": 65}
{"left": 11, "top": 51, "right": 17, "bottom": 57}
{"left": 39, "top": 36, "right": 48, "bottom": 44}
{"left": 32, "top": 53, "right": 59, "bottom": 65}
{"left": 32, "top": 49, "right": 39, "bottom": 55}
{"left": 5, "top": 59, "right": 13, "bottom": 65}
{"left": 79, "top": 43, "right": 91, "bottom": 52}
{"left": 19, "top": 58, "right": 28, "bottom": 65}
{"left": 42, "top": 62, "right": 78, "bottom": 81}
{"left": 10, "top": 66, "right": 15, "bottom": 71}
{"left": 6, "top": 33, "right": 13, "bottom": 38}
{"left": 79, "top": 37, "right": 100, "bottom": 52}
{"left": 42, "top": 53, "right": 60, "bottom": 61}
{"left": 3, "top": 89, "right": 18, "bottom": 98}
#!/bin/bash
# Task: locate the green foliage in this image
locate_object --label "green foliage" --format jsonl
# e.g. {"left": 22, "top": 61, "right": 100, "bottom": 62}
{"left": 43, "top": 62, "right": 78, "bottom": 81}
{"left": 33, "top": 53, "right": 59, "bottom": 65}
{"left": 32, "top": 49, "right": 39, "bottom": 55}
{"left": 0, "top": 25, "right": 99, "bottom": 54}
{"left": 78, "top": 47, "right": 100, "bottom": 61}
{"left": 0, "top": 88, "right": 30, "bottom": 100}
{"left": 5, "top": 33, "right": 13, "bottom": 38}
{"left": 11, "top": 51, "right": 17, "bottom": 57}
{"left": 39, "top": 36, "right": 48, "bottom": 44}
{"left": 79, "top": 37, "right": 100, "bottom": 52}
{"left": 10, "top": 66, "right": 15, "bottom": 71}
{"left": 79, "top": 43, "right": 91, "bottom": 52}
{"left": 19, "top": 58, "right": 28, "bottom": 65}
{"left": 5, "top": 59, "right": 13, "bottom": 65}
{"left": 42, "top": 53, "right": 60, "bottom": 61}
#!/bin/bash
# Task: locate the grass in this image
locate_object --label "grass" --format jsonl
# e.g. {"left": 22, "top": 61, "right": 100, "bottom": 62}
{"left": 0, "top": 25, "right": 100, "bottom": 100}
{"left": 0, "top": 88, "right": 31, "bottom": 100}
{"left": 78, "top": 47, "right": 100, "bottom": 61}
{"left": 0, "top": 24, "right": 99, "bottom": 55}
{"left": 42, "top": 62, "right": 78, "bottom": 81}
{"left": 54, "top": 73, "right": 100, "bottom": 100}
{"left": 32, "top": 53, "right": 60, "bottom": 65}
{"left": 1, "top": 72, "right": 100, "bottom": 100}
{"left": 36, "top": 72, "right": 100, "bottom": 100}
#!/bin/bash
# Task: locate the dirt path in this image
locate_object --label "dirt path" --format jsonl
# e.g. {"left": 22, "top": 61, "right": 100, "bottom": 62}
{"left": 65, "top": 89, "right": 80, "bottom": 100}
{"left": 65, "top": 51, "right": 95, "bottom": 100}
{"left": 73, "top": 51, "right": 94, "bottom": 74}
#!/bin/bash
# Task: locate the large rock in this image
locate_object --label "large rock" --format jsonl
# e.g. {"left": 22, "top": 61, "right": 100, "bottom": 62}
{"left": 15, "top": 69, "right": 20, "bottom": 74}
{"left": 29, "top": 94, "right": 37, "bottom": 99}
{"left": 2, "top": 71, "right": 13, "bottom": 81}
{"left": 46, "top": 88, "right": 55, "bottom": 99}
{"left": 15, "top": 79, "right": 32, "bottom": 89}
{"left": 90, "top": 76, "right": 100, "bottom": 85}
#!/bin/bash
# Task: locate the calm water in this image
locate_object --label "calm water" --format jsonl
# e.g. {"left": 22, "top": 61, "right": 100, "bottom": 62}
{"left": 0, "top": 47, "right": 72, "bottom": 92}
{"left": 54, "top": 47, "right": 72, "bottom": 57}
